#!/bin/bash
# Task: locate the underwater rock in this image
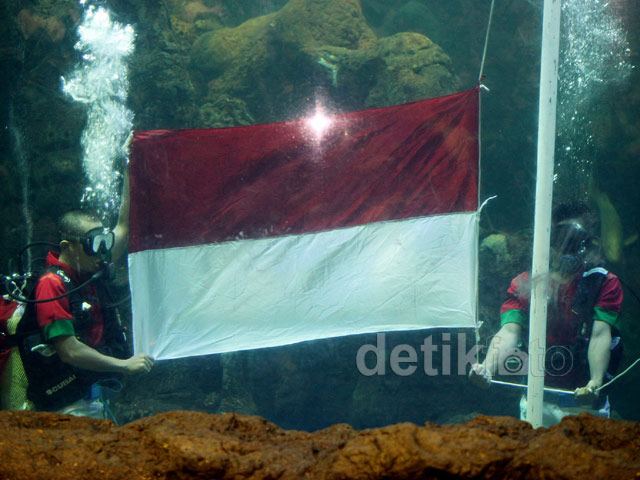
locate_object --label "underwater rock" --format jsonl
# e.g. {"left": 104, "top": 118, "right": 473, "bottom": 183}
{"left": 190, "top": 0, "right": 377, "bottom": 77}
{"left": 356, "top": 32, "right": 459, "bottom": 107}
{"left": 310, "top": 31, "right": 459, "bottom": 111}
{"left": 200, "top": 95, "right": 255, "bottom": 127}
{"left": 190, "top": 0, "right": 378, "bottom": 123}
{"left": 177, "top": 1, "right": 222, "bottom": 23}
{"left": 16, "top": 9, "right": 67, "bottom": 43}
{"left": 1, "top": 410, "right": 639, "bottom": 479}
{"left": 480, "top": 233, "right": 510, "bottom": 264}
{"left": 189, "top": 0, "right": 457, "bottom": 124}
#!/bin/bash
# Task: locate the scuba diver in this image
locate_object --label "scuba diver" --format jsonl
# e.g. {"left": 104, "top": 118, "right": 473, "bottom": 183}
{"left": 469, "top": 201, "right": 623, "bottom": 427}
{"left": 2, "top": 171, "right": 154, "bottom": 419}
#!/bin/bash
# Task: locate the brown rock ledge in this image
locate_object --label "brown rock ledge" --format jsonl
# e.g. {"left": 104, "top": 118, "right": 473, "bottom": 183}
{"left": 0, "top": 410, "right": 639, "bottom": 479}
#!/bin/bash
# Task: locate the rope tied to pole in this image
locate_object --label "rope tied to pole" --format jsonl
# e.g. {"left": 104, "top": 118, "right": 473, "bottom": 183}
{"left": 478, "top": 0, "right": 496, "bottom": 86}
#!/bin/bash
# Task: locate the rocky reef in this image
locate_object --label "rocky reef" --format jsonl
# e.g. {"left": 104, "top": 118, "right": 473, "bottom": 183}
{"left": 190, "top": 0, "right": 459, "bottom": 123}
{"left": 1, "top": 410, "right": 639, "bottom": 480}
{"left": 1, "top": 0, "right": 639, "bottom": 429}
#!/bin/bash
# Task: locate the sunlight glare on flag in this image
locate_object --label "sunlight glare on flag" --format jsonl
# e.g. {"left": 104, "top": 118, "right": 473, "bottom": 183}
{"left": 306, "top": 106, "right": 332, "bottom": 139}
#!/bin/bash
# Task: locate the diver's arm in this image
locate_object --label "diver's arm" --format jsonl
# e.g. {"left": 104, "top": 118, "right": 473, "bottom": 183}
{"left": 574, "top": 320, "right": 611, "bottom": 400}
{"left": 111, "top": 169, "right": 130, "bottom": 265}
{"left": 54, "top": 335, "right": 153, "bottom": 374}
{"left": 470, "top": 321, "right": 522, "bottom": 387}
{"left": 483, "top": 322, "right": 523, "bottom": 375}
{"left": 586, "top": 320, "right": 612, "bottom": 389}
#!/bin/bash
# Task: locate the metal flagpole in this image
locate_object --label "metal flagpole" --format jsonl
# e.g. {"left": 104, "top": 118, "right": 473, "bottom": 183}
{"left": 527, "top": 0, "right": 562, "bottom": 428}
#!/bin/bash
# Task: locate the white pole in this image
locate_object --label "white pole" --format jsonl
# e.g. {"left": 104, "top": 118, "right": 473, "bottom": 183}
{"left": 527, "top": 0, "right": 562, "bottom": 428}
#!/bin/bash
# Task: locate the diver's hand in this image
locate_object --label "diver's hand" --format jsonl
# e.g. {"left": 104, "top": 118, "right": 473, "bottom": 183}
{"left": 574, "top": 380, "right": 600, "bottom": 404}
{"left": 469, "top": 363, "right": 492, "bottom": 389}
{"left": 122, "top": 353, "right": 154, "bottom": 374}
{"left": 123, "top": 131, "right": 134, "bottom": 154}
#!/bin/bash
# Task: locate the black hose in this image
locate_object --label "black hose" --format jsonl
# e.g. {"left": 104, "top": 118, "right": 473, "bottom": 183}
{"left": 3, "top": 269, "right": 105, "bottom": 304}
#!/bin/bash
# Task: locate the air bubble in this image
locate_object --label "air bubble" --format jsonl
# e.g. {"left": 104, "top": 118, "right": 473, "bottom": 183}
{"left": 61, "top": 4, "right": 135, "bottom": 221}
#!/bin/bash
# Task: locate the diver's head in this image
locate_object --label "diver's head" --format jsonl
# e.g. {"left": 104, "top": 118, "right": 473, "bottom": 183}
{"left": 58, "top": 210, "right": 114, "bottom": 274}
{"left": 550, "top": 201, "right": 597, "bottom": 276}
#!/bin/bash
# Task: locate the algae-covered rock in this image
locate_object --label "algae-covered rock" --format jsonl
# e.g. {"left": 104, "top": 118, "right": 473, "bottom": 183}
{"left": 336, "top": 32, "right": 459, "bottom": 108}
{"left": 191, "top": 12, "right": 313, "bottom": 122}
{"left": 191, "top": 0, "right": 376, "bottom": 75}
{"left": 190, "top": 0, "right": 457, "bottom": 124}
{"left": 190, "top": 0, "right": 378, "bottom": 123}
{"left": 200, "top": 95, "right": 255, "bottom": 127}
{"left": 275, "top": 0, "right": 377, "bottom": 52}
{"left": 366, "top": 32, "right": 458, "bottom": 106}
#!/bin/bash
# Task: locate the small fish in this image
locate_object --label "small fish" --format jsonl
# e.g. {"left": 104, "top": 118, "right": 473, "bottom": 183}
{"left": 589, "top": 181, "right": 637, "bottom": 264}
{"left": 317, "top": 56, "right": 338, "bottom": 88}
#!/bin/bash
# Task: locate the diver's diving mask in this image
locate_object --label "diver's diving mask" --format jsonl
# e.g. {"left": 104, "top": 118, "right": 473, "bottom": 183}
{"left": 550, "top": 219, "right": 591, "bottom": 275}
{"left": 551, "top": 220, "right": 590, "bottom": 256}
{"left": 67, "top": 227, "right": 115, "bottom": 257}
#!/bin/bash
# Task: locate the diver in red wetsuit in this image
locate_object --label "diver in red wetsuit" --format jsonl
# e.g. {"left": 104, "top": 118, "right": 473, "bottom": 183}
{"left": 470, "top": 201, "right": 623, "bottom": 426}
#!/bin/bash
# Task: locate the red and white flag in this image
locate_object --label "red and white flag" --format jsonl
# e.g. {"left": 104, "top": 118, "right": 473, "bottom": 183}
{"left": 129, "top": 88, "right": 479, "bottom": 360}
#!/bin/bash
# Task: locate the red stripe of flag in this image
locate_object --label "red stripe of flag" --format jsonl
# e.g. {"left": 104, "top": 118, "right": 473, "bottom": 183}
{"left": 129, "top": 88, "right": 478, "bottom": 253}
